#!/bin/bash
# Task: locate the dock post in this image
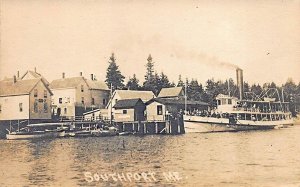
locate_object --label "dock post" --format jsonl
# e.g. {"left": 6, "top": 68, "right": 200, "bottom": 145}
{"left": 132, "top": 123, "right": 134, "bottom": 132}
{"left": 123, "top": 123, "right": 125, "bottom": 132}
{"left": 155, "top": 122, "right": 158, "bottom": 134}
{"left": 144, "top": 122, "right": 146, "bottom": 134}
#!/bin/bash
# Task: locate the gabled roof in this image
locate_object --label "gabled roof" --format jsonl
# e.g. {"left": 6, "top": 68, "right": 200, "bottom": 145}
{"left": 113, "top": 98, "right": 145, "bottom": 109}
{"left": 114, "top": 90, "right": 155, "bottom": 102}
{"left": 0, "top": 78, "right": 52, "bottom": 97}
{"left": 85, "top": 79, "right": 109, "bottom": 90}
{"left": 50, "top": 77, "right": 86, "bottom": 89}
{"left": 50, "top": 77, "right": 109, "bottom": 90}
{"left": 21, "top": 70, "right": 50, "bottom": 85}
{"left": 146, "top": 98, "right": 209, "bottom": 106}
{"left": 157, "top": 87, "right": 184, "bottom": 98}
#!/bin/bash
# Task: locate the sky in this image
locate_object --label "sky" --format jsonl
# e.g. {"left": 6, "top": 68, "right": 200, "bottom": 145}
{"left": 1, "top": 0, "right": 300, "bottom": 86}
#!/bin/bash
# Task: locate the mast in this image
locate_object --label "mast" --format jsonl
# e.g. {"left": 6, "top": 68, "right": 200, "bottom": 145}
{"left": 185, "top": 78, "right": 187, "bottom": 114}
{"left": 227, "top": 79, "right": 230, "bottom": 97}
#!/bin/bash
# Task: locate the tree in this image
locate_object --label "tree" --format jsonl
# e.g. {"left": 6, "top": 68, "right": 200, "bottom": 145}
{"left": 143, "top": 54, "right": 156, "bottom": 92}
{"left": 187, "top": 79, "right": 203, "bottom": 101}
{"left": 177, "top": 74, "right": 184, "bottom": 87}
{"left": 126, "top": 74, "right": 140, "bottom": 90}
{"left": 159, "top": 72, "right": 172, "bottom": 88}
{"left": 105, "top": 53, "right": 125, "bottom": 91}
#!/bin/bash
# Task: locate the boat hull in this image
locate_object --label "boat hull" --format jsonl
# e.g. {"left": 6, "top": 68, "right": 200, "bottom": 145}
{"left": 184, "top": 116, "right": 277, "bottom": 133}
{"left": 6, "top": 131, "right": 64, "bottom": 140}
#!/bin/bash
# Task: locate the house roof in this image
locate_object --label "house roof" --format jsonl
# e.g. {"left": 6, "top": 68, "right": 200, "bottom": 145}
{"left": 113, "top": 98, "right": 145, "bottom": 109}
{"left": 114, "top": 90, "right": 155, "bottom": 102}
{"left": 146, "top": 98, "right": 209, "bottom": 106}
{"left": 157, "top": 87, "right": 183, "bottom": 98}
{"left": 0, "top": 78, "right": 52, "bottom": 97}
{"left": 50, "top": 77, "right": 108, "bottom": 90}
{"left": 85, "top": 79, "right": 109, "bottom": 90}
{"left": 21, "top": 70, "right": 50, "bottom": 85}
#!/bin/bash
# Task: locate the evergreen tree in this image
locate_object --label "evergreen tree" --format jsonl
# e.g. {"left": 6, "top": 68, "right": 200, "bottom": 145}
{"left": 126, "top": 74, "right": 140, "bottom": 90}
{"left": 159, "top": 72, "right": 172, "bottom": 88}
{"left": 188, "top": 79, "right": 203, "bottom": 101}
{"left": 105, "top": 53, "right": 125, "bottom": 91}
{"left": 177, "top": 74, "right": 184, "bottom": 87}
{"left": 143, "top": 54, "right": 156, "bottom": 92}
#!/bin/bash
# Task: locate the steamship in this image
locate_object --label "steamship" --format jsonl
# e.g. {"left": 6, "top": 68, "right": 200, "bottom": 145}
{"left": 183, "top": 68, "right": 294, "bottom": 133}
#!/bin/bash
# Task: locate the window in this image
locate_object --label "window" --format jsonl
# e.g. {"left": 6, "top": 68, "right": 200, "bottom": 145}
{"left": 217, "top": 100, "right": 221, "bottom": 105}
{"left": 115, "top": 99, "right": 118, "bottom": 104}
{"left": 103, "top": 99, "right": 106, "bottom": 105}
{"left": 81, "top": 85, "right": 84, "bottom": 92}
{"left": 44, "top": 102, "right": 48, "bottom": 113}
{"left": 91, "top": 98, "right": 95, "bottom": 105}
{"left": 228, "top": 99, "right": 232, "bottom": 105}
{"left": 64, "top": 108, "right": 67, "bottom": 114}
{"left": 157, "top": 105, "right": 163, "bottom": 115}
{"left": 67, "top": 97, "right": 70, "bottom": 103}
{"left": 123, "top": 110, "right": 127, "bottom": 114}
{"left": 59, "top": 98, "right": 63, "bottom": 104}
{"left": 34, "top": 100, "right": 38, "bottom": 113}
{"left": 81, "top": 97, "right": 84, "bottom": 104}
{"left": 44, "top": 90, "right": 47, "bottom": 98}
{"left": 19, "top": 103, "right": 23, "bottom": 112}
{"left": 34, "top": 89, "right": 38, "bottom": 97}
{"left": 0, "top": 104, "right": 1, "bottom": 113}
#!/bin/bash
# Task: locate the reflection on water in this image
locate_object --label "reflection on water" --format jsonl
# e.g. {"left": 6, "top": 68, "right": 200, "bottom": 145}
{"left": 1, "top": 125, "right": 300, "bottom": 186}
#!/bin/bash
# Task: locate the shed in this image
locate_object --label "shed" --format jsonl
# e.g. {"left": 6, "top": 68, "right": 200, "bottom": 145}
{"left": 113, "top": 98, "right": 146, "bottom": 122}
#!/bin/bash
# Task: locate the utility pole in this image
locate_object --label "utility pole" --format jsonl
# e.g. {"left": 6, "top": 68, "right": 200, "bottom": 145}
{"left": 110, "top": 83, "right": 113, "bottom": 125}
{"left": 185, "top": 78, "right": 187, "bottom": 114}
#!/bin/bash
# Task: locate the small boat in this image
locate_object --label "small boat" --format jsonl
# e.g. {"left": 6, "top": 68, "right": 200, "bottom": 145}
{"left": 91, "top": 126, "right": 118, "bottom": 137}
{"left": 6, "top": 123, "right": 67, "bottom": 140}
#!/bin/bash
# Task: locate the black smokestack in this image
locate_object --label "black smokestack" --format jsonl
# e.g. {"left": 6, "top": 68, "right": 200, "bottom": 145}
{"left": 236, "top": 68, "right": 244, "bottom": 100}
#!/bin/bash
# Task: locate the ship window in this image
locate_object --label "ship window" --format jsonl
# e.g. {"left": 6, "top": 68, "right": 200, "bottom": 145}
{"left": 19, "top": 103, "right": 23, "bottom": 112}
{"left": 81, "top": 85, "right": 84, "bottom": 92}
{"left": 81, "top": 97, "right": 84, "bottom": 104}
{"left": 123, "top": 110, "right": 127, "bottom": 114}
{"left": 64, "top": 108, "right": 67, "bottom": 114}
{"left": 157, "top": 105, "right": 163, "bottom": 115}
{"left": 0, "top": 104, "right": 1, "bottom": 113}
{"left": 228, "top": 99, "right": 232, "bottom": 104}
{"left": 34, "top": 89, "right": 38, "bottom": 97}
{"left": 59, "top": 98, "right": 62, "bottom": 104}
{"left": 91, "top": 98, "right": 95, "bottom": 105}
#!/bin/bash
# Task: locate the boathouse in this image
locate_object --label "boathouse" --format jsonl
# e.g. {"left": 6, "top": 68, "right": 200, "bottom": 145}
{"left": 0, "top": 76, "right": 53, "bottom": 121}
{"left": 106, "top": 90, "right": 155, "bottom": 120}
{"left": 157, "top": 87, "right": 184, "bottom": 99}
{"left": 113, "top": 98, "right": 146, "bottom": 122}
{"left": 49, "top": 73, "right": 109, "bottom": 118}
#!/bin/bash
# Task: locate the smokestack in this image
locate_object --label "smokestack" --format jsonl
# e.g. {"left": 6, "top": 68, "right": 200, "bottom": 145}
{"left": 34, "top": 67, "right": 37, "bottom": 73}
{"left": 90, "top": 74, "right": 94, "bottom": 80}
{"left": 236, "top": 68, "right": 244, "bottom": 100}
{"left": 17, "top": 71, "right": 20, "bottom": 78}
{"left": 13, "top": 75, "right": 17, "bottom": 83}
{"left": 62, "top": 72, "right": 65, "bottom": 79}
{"left": 80, "top": 72, "right": 83, "bottom": 76}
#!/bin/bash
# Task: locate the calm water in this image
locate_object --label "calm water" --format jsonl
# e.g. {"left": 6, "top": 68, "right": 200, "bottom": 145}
{"left": 1, "top": 123, "right": 300, "bottom": 187}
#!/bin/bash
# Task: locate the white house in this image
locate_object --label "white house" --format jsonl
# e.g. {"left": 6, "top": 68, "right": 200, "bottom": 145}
{"left": 0, "top": 76, "right": 53, "bottom": 121}
{"left": 50, "top": 73, "right": 109, "bottom": 118}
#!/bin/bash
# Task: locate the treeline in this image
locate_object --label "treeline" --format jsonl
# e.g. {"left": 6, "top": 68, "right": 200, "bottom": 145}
{"left": 105, "top": 53, "right": 300, "bottom": 105}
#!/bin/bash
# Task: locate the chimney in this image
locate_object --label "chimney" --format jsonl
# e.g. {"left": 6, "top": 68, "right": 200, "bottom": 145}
{"left": 17, "top": 71, "right": 20, "bottom": 78}
{"left": 90, "top": 74, "right": 94, "bottom": 80}
{"left": 62, "top": 72, "right": 65, "bottom": 79}
{"left": 13, "top": 75, "right": 17, "bottom": 83}
{"left": 236, "top": 68, "right": 244, "bottom": 100}
{"left": 80, "top": 72, "right": 83, "bottom": 76}
{"left": 34, "top": 67, "right": 37, "bottom": 73}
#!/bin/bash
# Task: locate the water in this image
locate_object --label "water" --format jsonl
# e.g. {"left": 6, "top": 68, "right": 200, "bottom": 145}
{"left": 1, "top": 124, "right": 300, "bottom": 187}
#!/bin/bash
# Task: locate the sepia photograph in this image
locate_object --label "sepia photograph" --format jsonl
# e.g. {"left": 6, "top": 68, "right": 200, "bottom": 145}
{"left": 0, "top": 0, "right": 299, "bottom": 186}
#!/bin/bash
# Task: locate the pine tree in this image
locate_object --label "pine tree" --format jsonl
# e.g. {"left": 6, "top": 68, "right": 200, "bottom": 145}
{"left": 177, "top": 74, "right": 184, "bottom": 87}
{"left": 105, "top": 53, "right": 125, "bottom": 91}
{"left": 126, "top": 74, "right": 140, "bottom": 90}
{"left": 143, "top": 54, "right": 156, "bottom": 92}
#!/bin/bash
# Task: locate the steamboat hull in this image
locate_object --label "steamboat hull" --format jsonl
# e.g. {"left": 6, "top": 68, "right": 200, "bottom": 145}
{"left": 184, "top": 120, "right": 275, "bottom": 133}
